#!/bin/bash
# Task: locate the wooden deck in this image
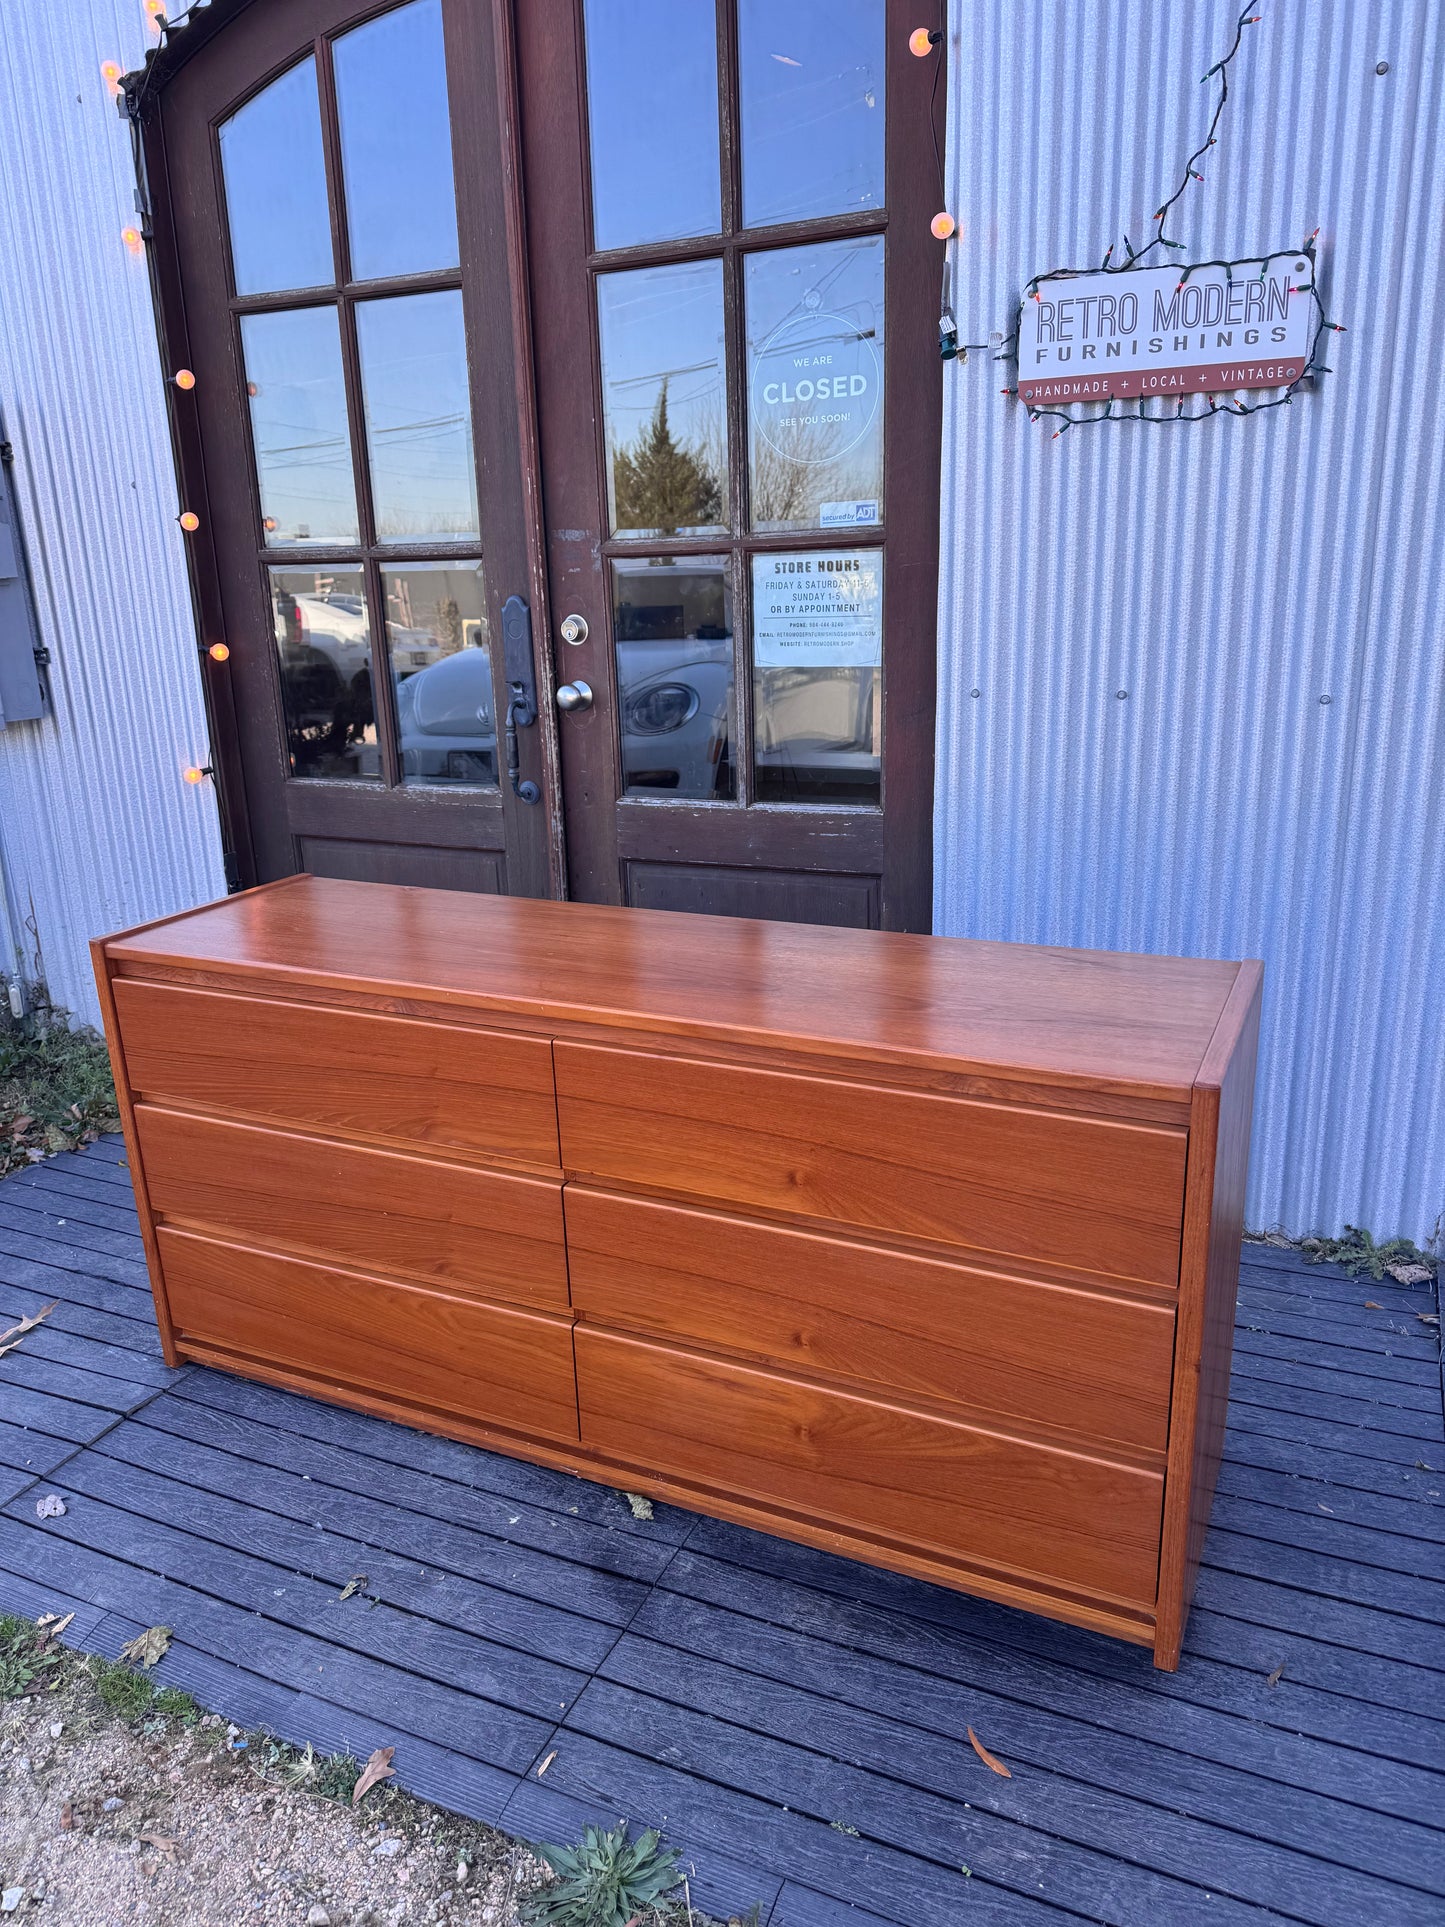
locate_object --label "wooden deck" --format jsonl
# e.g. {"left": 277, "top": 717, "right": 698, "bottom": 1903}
{"left": 0, "top": 1136, "right": 1441, "bottom": 1926}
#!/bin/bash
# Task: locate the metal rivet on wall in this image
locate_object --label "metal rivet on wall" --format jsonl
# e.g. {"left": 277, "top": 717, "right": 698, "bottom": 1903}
{"left": 1376, "top": 60, "right": 1390, "bottom": 74}
{"left": 970, "top": 688, "right": 981, "bottom": 699}
{"left": 1116, "top": 690, "right": 1129, "bottom": 700}
{"left": 1319, "top": 694, "right": 1333, "bottom": 705}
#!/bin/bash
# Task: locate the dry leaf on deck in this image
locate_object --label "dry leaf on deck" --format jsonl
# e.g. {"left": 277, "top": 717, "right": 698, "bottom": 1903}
{"left": 1418, "top": 1312, "right": 1440, "bottom": 1328}
{"left": 352, "top": 1746, "right": 396, "bottom": 1805}
{"left": 34, "top": 1612, "right": 75, "bottom": 1649}
{"left": 0, "top": 1301, "right": 56, "bottom": 1358}
{"left": 623, "top": 1492, "right": 654, "bottom": 1521}
{"left": 35, "top": 1495, "right": 66, "bottom": 1520}
{"left": 1266, "top": 1663, "right": 1285, "bottom": 1687}
{"left": 536, "top": 1751, "right": 556, "bottom": 1778}
{"left": 967, "top": 1727, "right": 1012, "bottom": 1777}
{"left": 119, "top": 1626, "right": 172, "bottom": 1669}
{"left": 10, "top": 1115, "right": 32, "bottom": 1137}
{"left": 338, "top": 1574, "right": 368, "bottom": 1601}
{"left": 1363, "top": 1301, "right": 1383, "bottom": 1310}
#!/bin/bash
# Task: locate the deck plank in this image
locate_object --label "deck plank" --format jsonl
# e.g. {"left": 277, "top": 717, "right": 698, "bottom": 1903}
{"left": 0, "top": 1154, "right": 1439, "bottom": 1927}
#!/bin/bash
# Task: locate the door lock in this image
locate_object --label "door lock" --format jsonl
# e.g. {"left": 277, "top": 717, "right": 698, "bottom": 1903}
{"left": 555, "top": 680, "right": 594, "bottom": 714}
{"left": 559, "top": 613, "right": 589, "bottom": 646}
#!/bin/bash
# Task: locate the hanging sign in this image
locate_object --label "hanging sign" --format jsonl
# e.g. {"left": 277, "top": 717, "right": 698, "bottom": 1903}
{"left": 752, "top": 552, "right": 882, "bottom": 669}
{"left": 1017, "top": 255, "right": 1316, "bottom": 406}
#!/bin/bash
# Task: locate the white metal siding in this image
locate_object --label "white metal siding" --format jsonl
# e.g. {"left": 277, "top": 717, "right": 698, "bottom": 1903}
{"left": 937, "top": 0, "right": 1444, "bottom": 1241}
{"left": 0, "top": 0, "right": 225, "bottom": 1021}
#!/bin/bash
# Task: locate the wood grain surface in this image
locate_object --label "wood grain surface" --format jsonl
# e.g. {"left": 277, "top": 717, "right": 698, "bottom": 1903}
{"left": 158, "top": 1225, "right": 579, "bottom": 1440}
{"left": 575, "top": 1328, "right": 1165, "bottom": 1607}
{"left": 135, "top": 1107, "right": 569, "bottom": 1309}
{"left": 113, "top": 978, "right": 560, "bottom": 1167}
{"left": 556, "top": 1045, "right": 1187, "bottom": 1287}
{"left": 565, "top": 1187, "right": 1175, "bottom": 1453}
{"left": 104, "top": 878, "right": 1243, "bottom": 1101}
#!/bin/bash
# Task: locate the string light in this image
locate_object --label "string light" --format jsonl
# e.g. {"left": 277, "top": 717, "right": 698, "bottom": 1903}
{"left": 121, "top": 225, "right": 143, "bottom": 255}
{"left": 173, "top": 368, "right": 196, "bottom": 390}
{"left": 909, "top": 28, "right": 941, "bottom": 57}
{"left": 182, "top": 764, "right": 211, "bottom": 787}
{"left": 931, "top": 212, "right": 956, "bottom": 240}
{"left": 100, "top": 60, "right": 121, "bottom": 97}
{"left": 143, "top": 0, "right": 165, "bottom": 35}
{"left": 178, "top": 510, "right": 199, "bottom": 531}
{"left": 207, "top": 643, "right": 230, "bottom": 663}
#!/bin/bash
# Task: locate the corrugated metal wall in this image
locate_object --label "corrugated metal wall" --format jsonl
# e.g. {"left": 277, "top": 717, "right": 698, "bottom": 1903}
{"left": 937, "top": 0, "right": 1445, "bottom": 1241}
{"left": 0, "top": 0, "right": 225, "bottom": 1024}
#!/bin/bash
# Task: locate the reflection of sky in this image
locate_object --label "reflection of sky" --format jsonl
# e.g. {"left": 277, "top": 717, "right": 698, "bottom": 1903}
{"left": 241, "top": 308, "right": 358, "bottom": 543}
{"left": 738, "top": 0, "right": 885, "bottom": 228}
{"left": 220, "top": 57, "right": 333, "bottom": 295}
{"left": 598, "top": 260, "right": 726, "bottom": 517}
{"left": 334, "top": 0, "right": 459, "bottom": 281}
{"left": 585, "top": 0, "right": 720, "bottom": 249}
{"left": 356, "top": 291, "right": 478, "bottom": 540}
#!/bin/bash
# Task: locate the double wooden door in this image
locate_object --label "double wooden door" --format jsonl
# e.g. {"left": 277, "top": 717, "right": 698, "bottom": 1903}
{"left": 151, "top": 0, "right": 942, "bottom": 929}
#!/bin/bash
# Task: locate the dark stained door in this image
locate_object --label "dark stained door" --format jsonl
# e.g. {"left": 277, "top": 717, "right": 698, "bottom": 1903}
{"left": 519, "top": 0, "right": 944, "bottom": 930}
{"left": 156, "top": 0, "right": 557, "bottom": 898}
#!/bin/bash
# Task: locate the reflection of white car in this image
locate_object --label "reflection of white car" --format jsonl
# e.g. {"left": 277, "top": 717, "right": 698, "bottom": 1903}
{"left": 274, "top": 591, "right": 371, "bottom": 687}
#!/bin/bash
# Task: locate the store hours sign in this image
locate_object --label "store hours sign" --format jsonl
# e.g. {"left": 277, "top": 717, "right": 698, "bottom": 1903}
{"left": 753, "top": 552, "right": 882, "bottom": 669}
{"left": 1017, "top": 255, "right": 1316, "bottom": 405}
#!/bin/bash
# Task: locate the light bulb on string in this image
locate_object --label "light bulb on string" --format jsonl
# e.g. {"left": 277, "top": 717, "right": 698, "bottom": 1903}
{"left": 182, "top": 764, "right": 210, "bottom": 787}
{"left": 178, "top": 510, "right": 200, "bottom": 532}
{"left": 909, "top": 28, "right": 940, "bottom": 57}
{"left": 173, "top": 369, "right": 196, "bottom": 390}
{"left": 930, "top": 212, "right": 955, "bottom": 240}
{"left": 121, "top": 226, "right": 143, "bottom": 256}
{"left": 207, "top": 643, "right": 230, "bottom": 663}
{"left": 100, "top": 60, "right": 121, "bottom": 97}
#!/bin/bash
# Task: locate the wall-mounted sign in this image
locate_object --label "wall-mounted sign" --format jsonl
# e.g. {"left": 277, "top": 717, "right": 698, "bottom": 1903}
{"left": 1017, "top": 256, "right": 1316, "bottom": 406}
{"left": 752, "top": 551, "right": 882, "bottom": 669}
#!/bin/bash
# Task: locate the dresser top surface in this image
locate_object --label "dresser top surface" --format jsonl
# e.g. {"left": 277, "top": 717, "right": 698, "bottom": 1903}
{"left": 103, "top": 877, "right": 1252, "bottom": 1097}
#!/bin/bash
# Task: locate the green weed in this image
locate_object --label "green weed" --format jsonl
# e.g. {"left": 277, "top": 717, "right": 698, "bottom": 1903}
{"left": 523, "top": 1822, "right": 681, "bottom": 1926}
{"left": 0, "top": 1614, "right": 63, "bottom": 1699}
{"left": 0, "top": 1007, "right": 120, "bottom": 1174}
{"left": 1301, "top": 1225, "right": 1436, "bottom": 1281}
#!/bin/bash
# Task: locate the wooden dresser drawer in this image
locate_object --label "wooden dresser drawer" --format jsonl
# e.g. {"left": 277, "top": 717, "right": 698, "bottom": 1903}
{"left": 159, "top": 1226, "right": 579, "bottom": 1440}
{"left": 113, "top": 978, "right": 559, "bottom": 1167}
{"left": 555, "top": 1043, "right": 1186, "bottom": 1287}
{"left": 565, "top": 1187, "right": 1174, "bottom": 1453}
{"left": 576, "top": 1328, "right": 1164, "bottom": 1607}
{"left": 135, "top": 1106, "right": 569, "bottom": 1309}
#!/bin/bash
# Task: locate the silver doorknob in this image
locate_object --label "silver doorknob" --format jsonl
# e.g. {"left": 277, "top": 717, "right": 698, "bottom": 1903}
{"left": 555, "top": 680, "right": 594, "bottom": 713}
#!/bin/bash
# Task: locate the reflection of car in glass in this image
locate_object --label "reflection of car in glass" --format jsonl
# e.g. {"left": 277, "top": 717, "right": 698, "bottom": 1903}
{"left": 380, "top": 635, "right": 735, "bottom": 795}
{"left": 392, "top": 644, "right": 498, "bottom": 785}
{"left": 618, "top": 635, "right": 732, "bottom": 794}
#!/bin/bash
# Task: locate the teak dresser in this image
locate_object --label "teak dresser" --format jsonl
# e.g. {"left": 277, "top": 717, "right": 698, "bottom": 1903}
{"left": 94, "top": 877, "right": 1262, "bottom": 1668}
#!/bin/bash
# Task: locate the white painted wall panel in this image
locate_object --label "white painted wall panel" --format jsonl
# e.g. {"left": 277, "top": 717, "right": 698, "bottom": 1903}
{"left": 937, "top": 0, "right": 1444, "bottom": 1241}
{"left": 0, "top": 0, "right": 225, "bottom": 1023}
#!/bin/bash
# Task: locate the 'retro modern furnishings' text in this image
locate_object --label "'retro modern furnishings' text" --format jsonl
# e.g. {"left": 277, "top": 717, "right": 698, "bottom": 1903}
{"left": 94, "top": 878, "right": 1261, "bottom": 1669}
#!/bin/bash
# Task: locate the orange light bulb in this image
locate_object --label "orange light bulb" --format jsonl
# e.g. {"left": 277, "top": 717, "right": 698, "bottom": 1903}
{"left": 144, "top": 0, "right": 165, "bottom": 34}
{"left": 178, "top": 510, "right": 200, "bottom": 532}
{"left": 909, "top": 28, "right": 936, "bottom": 57}
{"left": 930, "top": 211, "right": 956, "bottom": 240}
{"left": 121, "top": 225, "right": 143, "bottom": 255}
{"left": 100, "top": 59, "right": 121, "bottom": 96}
{"left": 208, "top": 643, "right": 230, "bottom": 663}
{"left": 173, "top": 368, "right": 196, "bottom": 390}
{"left": 183, "top": 765, "right": 206, "bottom": 786}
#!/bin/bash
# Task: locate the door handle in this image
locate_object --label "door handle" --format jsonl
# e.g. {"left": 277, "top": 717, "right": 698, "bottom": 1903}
{"left": 500, "top": 594, "right": 540, "bottom": 803}
{"left": 555, "top": 680, "right": 594, "bottom": 714}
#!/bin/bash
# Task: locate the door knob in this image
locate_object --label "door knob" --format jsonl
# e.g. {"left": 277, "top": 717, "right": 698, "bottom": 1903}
{"left": 555, "top": 680, "right": 594, "bottom": 713}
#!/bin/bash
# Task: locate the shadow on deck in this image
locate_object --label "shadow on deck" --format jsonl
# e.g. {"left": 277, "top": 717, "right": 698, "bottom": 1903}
{"left": 0, "top": 1137, "right": 1441, "bottom": 1926}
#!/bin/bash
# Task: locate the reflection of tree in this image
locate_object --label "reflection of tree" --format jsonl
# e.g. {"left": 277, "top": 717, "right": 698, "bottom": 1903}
{"left": 612, "top": 381, "right": 723, "bottom": 535}
{"left": 433, "top": 597, "right": 461, "bottom": 653}
{"left": 750, "top": 414, "right": 878, "bottom": 528}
